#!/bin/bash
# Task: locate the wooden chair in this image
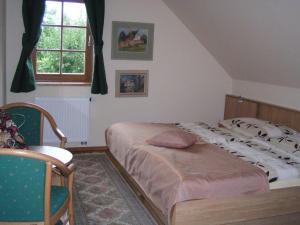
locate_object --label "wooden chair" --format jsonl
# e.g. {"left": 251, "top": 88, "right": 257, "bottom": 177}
{"left": 1, "top": 102, "right": 67, "bottom": 148}
{"left": 0, "top": 149, "right": 75, "bottom": 225}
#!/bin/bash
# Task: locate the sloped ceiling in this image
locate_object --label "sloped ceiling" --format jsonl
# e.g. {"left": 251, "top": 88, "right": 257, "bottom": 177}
{"left": 162, "top": 0, "right": 300, "bottom": 88}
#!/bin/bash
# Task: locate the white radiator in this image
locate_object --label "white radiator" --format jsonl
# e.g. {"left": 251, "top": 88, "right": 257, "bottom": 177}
{"left": 35, "top": 97, "right": 90, "bottom": 144}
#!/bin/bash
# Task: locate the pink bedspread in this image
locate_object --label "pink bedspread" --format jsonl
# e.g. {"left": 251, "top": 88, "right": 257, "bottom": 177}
{"left": 106, "top": 122, "right": 269, "bottom": 221}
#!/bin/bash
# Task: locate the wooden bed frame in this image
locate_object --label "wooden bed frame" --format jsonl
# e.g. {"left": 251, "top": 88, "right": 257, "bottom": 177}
{"left": 224, "top": 95, "right": 300, "bottom": 131}
{"left": 108, "top": 94, "right": 300, "bottom": 225}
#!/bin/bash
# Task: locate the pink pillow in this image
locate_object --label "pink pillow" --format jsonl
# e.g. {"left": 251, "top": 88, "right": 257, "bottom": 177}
{"left": 146, "top": 130, "right": 197, "bottom": 149}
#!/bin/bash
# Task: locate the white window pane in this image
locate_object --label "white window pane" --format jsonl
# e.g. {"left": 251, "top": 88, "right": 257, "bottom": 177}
{"left": 63, "top": 2, "right": 87, "bottom": 26}
{"left": 43, "top": 1, "right": 62, "bottom": 25}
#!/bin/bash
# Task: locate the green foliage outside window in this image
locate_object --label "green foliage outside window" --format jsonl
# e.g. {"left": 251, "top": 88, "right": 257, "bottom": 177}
{"left": 36, "top": 1, "right": 87, "bottom": 74}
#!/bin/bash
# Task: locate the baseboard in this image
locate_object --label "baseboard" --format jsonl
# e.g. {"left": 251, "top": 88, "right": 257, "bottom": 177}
{"left": 67, "top": 146, "right": 108, "bottom": 154}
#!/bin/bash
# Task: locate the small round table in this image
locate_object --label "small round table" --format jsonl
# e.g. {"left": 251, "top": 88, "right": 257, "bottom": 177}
{"left": 28, "top": 145, "right": 73, "bottom": 165}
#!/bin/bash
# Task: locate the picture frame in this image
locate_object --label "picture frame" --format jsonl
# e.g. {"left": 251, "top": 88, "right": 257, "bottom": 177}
{"left": 111, "top": 21, "right": 154, "bottom": 60}
{"left": 115, "top": 70, "right": 149, "bottom": 97}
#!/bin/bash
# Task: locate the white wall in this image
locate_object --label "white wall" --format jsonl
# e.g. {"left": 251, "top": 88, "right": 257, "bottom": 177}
{"left": 162, "top": 0, "right": 300, "bottom": 89}
{"left": 5, "top": 0, "right": 232, "bottom": 146}
{"left": 233, "top": 79, "right": 300, "bottom": 110}
{"left": 0, "top": 0, "right": 5, "bottom": 105}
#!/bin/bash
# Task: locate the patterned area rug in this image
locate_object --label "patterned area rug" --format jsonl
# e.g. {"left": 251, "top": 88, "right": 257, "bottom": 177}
{"left": 72, "top": 153, "right": 157, "bottom": 225}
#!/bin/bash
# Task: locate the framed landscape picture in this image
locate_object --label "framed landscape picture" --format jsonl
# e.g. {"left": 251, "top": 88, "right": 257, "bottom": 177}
{"left": 115, "top": 70, "right": 149, "bottom": 97}
{"left": 111, "top": 21, "right": 154, "bottom": 60}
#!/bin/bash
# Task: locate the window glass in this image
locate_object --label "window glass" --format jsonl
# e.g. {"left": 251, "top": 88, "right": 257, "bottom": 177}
{"left": 37, "top": 27, "right": 61, "bottom": 50}
{"left": 62, "top": 52, "right": 85, "bottom": 74}
{"left": 63, "top": 2, "right": 87, "bottom": 26}
{"left": 62, "top": 27, "right": 86, "bottom": 50}
{"left": 34, "top": 0, "right": 91, "bottom": 83}
{"left": 37, "top": 51, "right": 60, "bottom": 74}
{"left": 43, "top": 1, "right": 62, "bottom": 25}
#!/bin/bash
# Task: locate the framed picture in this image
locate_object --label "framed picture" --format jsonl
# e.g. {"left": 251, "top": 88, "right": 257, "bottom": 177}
{"left": 115, "top": 70, "right": 149, "bottom": 97}
{"left": 111, "top": 21, "right": 154, "bottom": 60}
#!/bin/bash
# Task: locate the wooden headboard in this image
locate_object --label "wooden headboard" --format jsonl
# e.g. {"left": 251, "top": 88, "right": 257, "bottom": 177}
{"left": 224, "top": 95, "right": 300, "bottom": 132}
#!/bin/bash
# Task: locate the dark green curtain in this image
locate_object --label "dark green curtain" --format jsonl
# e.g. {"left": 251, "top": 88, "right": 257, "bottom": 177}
{"left": 84, "top": 0, "right": 108, "bottom": 94}
{"left": 11, "top": 0, "right": 46, "bottom": 93}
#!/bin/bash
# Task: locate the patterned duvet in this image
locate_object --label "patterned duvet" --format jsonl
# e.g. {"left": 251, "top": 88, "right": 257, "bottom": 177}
{"left": 178, "top": 122, "right": 300, "bottom": 183}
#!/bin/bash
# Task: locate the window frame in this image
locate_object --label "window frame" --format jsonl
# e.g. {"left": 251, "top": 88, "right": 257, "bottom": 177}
{"left": 33, "top": 0, "right": 92, "bottom": 83}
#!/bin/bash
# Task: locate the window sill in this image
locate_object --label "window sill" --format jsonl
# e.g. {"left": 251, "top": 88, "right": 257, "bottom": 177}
{"left": 37, "top": 82, "right": 91, "bottom": 86}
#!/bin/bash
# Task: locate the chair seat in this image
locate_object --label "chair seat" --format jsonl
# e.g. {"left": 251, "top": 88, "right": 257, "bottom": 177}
{"left": 51, "top": 186, "right": 69, "bottom": 216}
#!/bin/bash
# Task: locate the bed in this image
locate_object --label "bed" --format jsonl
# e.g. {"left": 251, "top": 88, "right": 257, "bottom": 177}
{"left": 106, "top": 95, "right": 300, "bottom": 225}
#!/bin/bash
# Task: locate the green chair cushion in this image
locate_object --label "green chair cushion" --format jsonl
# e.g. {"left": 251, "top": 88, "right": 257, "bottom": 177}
{"left": 0, "top": 156, "right": 69, "bottom": 222}
{"left": 0, "top": 156, "right": 45, "bottom": 221}
{"left": 51, "top": 186, "right": 69, "bottom": 216}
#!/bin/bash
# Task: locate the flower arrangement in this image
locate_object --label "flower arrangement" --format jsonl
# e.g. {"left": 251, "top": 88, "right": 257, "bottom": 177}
{"left": 0, "top": 109, "right": 26, "bottom": 149}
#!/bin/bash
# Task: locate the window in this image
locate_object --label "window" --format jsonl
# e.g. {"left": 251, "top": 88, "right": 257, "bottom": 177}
{"left": 33, "top": 0, "right": 92, "bottom": 83}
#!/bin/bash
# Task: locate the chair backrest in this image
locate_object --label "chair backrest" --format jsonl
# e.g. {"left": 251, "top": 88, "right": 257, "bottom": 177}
{"left": 1, "top": 102, "right": 64, "bottom": 147}
{"left": 0, "top": 153, "right": 46, "bottom": 221}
